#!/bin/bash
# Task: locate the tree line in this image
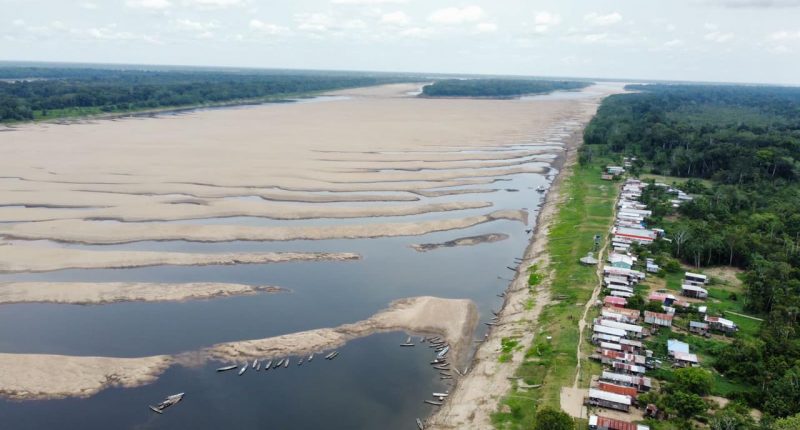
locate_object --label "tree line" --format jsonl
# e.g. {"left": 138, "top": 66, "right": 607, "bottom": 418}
{"left": 421, "top": 78, "right": 589, "bottom": 98}
{"left": 0, "top": 66, "right": 416, "bottom": 121}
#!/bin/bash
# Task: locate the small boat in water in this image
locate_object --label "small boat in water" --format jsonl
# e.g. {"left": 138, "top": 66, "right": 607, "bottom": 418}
{"left": 149, "top": 392, "right": 184, "bottom": 414}
{"left": 274, "top": 359, "right": 284, "bottom": 368}
{"left": 536, "top": 185, "right": 546, "bottom": 193}
{"left": 437, "top": 346, "right": 450, "bottom": 358}
{"left": 264, "top": 360, "right": 272, "bottom": 370}
{"left": 255, "top": 362, "right": 261, "bottom": 371}
{"left": 284, "top": 358, "right": 290, "bottom": 368}
{"left": 308, "top": 353, "right": 314, "bottom": 362}
{"left": 216, "top": 365, "right": 237, "bottom": 372}
{"left": 401, "top": 336, "right": 414, "bottom": 347}
{"left": 416, "top": 418, "right": 425, "bottom": 430}
{"left": 298, "top": 358, "right": 304, "bottom": 366}
{"left": 327, "top": 351, "right": 339, "bottom": 360}
{"left": 238, "top": 365, "right": 247, "bottom": 376}
{"left": 432, "top": 392, "right": 449, "bottom": 398}
{"left": 252, "top": 360, "right": 259, "bottom": 370}
{"left": 424, "top": 400, "right": 443, "bottom": 406}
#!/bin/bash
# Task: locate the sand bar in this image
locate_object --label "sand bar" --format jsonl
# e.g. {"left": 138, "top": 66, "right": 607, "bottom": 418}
{"left": 0, "top": 209, "right": 527, "bottom": 244}
{"left": 410, "top": 233, "right": 510, "bottom": 252}
{"left": 0, "top": 282, "right": 285, "bottom": 305}
{"left": 0, "top": 296, "right": 476, "bottom": 400}
{"left": 0, "top": 245, "right": 360, "bottom": 273}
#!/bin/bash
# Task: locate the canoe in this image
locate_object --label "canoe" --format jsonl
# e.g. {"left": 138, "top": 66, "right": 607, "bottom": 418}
{"left": 216, "top": 365, "right": 237, "bottom": 372}
{"left": 284, "top": 358, "right": 290, "bottom": 368}
{"left": 416, "top": 418, "right": 424, "bottom": 430}
{"left": 238, "top": 365, "right": 247, "bottom": 376}
{"left": 264, "top": 360, "right": 272, "bottom": 370}
{"left": 424, "top": 400, "right": 443, "bottom": 406}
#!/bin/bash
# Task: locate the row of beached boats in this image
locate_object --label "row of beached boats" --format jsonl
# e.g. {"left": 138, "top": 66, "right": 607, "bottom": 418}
{"left": 412, "top": 335, "right": 460, "bottom": 430}
{"left": 215, "top": 351, "right": 340, "bottom": 376}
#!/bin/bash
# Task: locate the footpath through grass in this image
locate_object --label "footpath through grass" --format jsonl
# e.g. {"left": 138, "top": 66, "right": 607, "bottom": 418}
{"left": 492, "top": 148, "right": 619, "bottom": 429}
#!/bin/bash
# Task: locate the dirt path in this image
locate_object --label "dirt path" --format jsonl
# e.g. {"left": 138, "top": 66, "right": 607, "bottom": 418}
{"left": 572, "top": 193, "right": 619, "bottom": 388}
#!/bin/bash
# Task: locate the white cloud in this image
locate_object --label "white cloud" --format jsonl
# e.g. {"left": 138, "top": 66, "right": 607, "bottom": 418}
{"left": 532, "top": 11, "right": 561, "bottom": 34}
{"left": 475, "top": 22, "right": 497, "bottom": 33}
{"left": 380, "top": 11, "right": 410, "bottom": 26}
{"left": 249, "top": 19, "right": 290, "bottom": 35}
{"left": 769, "top": 30, "right": 800, "bottom": 40}
{"left": 710, "top": 0, "right": 800, "bottom": 7}
{"left": 584, "top": 12, "right": 623, "bottom": 26}
{"left": 173, "top": 19, "right": 218, "bottom": 32}
{"left": 182, "top": 0, "right": 246, "bottom": 8}
{"left": 705, "top": 31, "right": 734, "bottom": 42}
{"left": 768, "top": 44, "right": 791, "bottom": 53}
{"left": 428, "top": 6, "right": 485, "bottom": 25}
{"left": 666, "top": 24, "right": 677, "bottom": 32}
{"left": 125, "top": 0, "right": 172, "bottom": 9}
{"left": 582, "top": 33, "right": 608, "bottom": 43}
{"left": 80, "top": 2, "right": 98, "bottom": 9}
{"left": 663, "top": 38, "right": 684, "bottom": 47}
{"left": 400, "top": 26, "right": 434, "bottom": 38}
{"left": 295, "top": 13, "right": 334, "bottom": 33}
{"left": 704, "top": 22, "right": 719, "bottom": 30}
{"left": 332, "top": 0, "right": 407, "bottom": 3}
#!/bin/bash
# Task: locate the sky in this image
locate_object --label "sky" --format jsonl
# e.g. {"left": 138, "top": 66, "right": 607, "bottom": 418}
{"left": 2, "top": 0, "right": 800, "bottom": 85}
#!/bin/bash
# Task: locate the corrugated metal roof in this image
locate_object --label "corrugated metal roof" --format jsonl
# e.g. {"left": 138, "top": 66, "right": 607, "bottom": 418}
{"left": 588, "top": 388, "right": 632, "bottom": 405}
{"left": 667, "top": 339, "right": 690, "bottom": 354}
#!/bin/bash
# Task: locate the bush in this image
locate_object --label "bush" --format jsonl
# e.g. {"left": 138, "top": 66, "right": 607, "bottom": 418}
{"left": 534, "top": 407, "right": 574, "bottom": 430}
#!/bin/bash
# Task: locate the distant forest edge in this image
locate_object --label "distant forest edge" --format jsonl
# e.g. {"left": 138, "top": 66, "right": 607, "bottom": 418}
{"left": 421, "top": 79, "right": 590, "bottom": 98}
{"left": 0, "top": 67, "right": 420, "bottom": 122}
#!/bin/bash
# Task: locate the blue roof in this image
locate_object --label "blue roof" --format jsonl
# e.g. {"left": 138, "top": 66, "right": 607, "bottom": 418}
{"left": 667, "top": 339, "right": 690, "bottom": 354}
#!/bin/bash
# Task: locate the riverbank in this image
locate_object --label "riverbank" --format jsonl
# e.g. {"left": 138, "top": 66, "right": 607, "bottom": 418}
{"left": 0, "top": 296, "right": 476, "bottom": 400}
{"left": 428, "top": 88, "right": 623, "bottom": 429}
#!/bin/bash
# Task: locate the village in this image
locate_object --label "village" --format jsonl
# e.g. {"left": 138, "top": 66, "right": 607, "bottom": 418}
{"left": 580, "top": 162, "right": 741, "bottom": 430}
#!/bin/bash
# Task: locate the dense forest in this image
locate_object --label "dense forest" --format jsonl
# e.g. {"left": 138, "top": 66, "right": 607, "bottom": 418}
{"left": 582, "top": 84, "right": 800, "bottom": 423}
{"left": 421, "top": 78, "right": 589, "bottom": 98}
{"left": 0, "top": 66, "right": 416, "bottom": 121}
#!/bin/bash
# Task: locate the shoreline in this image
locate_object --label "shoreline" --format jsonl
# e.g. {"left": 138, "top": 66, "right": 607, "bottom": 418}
{"left": 428, "top": 104, "right": 597, "bottom": 429}
{"left": 0, "top": 296, "right": 476, "bottom": 401}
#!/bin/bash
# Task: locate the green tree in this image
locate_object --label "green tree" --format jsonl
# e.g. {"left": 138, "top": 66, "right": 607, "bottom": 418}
{"left": 534, "top": 407, "right": 574, "bottom": 430}
{"left": 774, "top": 413, "right": 800, "bottom": 430}
{"left": 673, "top": 367, "right": 714, "bottom": 396}
{"left": 665, "top": 391, "right": 707, "bottom": 419}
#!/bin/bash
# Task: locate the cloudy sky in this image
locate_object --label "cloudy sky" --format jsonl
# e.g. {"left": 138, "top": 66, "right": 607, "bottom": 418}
{"left": 2, "top": 0, "right": 800, "bottom": 84}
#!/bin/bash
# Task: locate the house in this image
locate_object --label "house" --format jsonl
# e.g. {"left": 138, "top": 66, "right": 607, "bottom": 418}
{"left": 648, "top": 292, "right": 675, "bottom": 306}
{"left": 604, "top": 275, "right": 631, "bottom": 287}
{"left": 598, "top": 381, "right": 639, "bottom": 400}
{"left": 614, "top": 227, "right": 658, "bottom": 244}
{"left": 604, "top": 296, "right": 628, "bottom": 307}
{"left": 609, "top": 253, "right": 635, "bottom": 269}
{"left": 618, "top": 338, "right": 644, "bottom": 353}
{"left": 705, "top": 316, "right": 738, "bottom": 334}
{"left": 599, "top": 319, "right": 645, "bottom": 338}
{"left": 603, "top": 266, "right": 646, "bottom": 282}
{"left": 585, "top": 388, "right": 632, "bottom": 412}
{"left": 602, "top": 307, "right": 640, "bottom": 323}
{"left": 667, "top": 339, "right": 690, "bottom": 356}
{"left": 601, "top": 174, "right": 614, "bottom": 181}
{"left": 593, "top": 333, "right": 622, "bottom": 344}
{"left": 681, "top": 284, "right": 708, "bottom": 299}
{"left": 607, "top": 166, "right": 626, "bottom": 175}
{"left": 684, "top": 272, "right": 708, "bottom": 286}
{"left": 599, "top": 349, "right": 646, "bottom": 366}
{"left": 589, "top": 415, "right": 650, "bottom": 430}
{"left": 607, "top": 284, "right": 635, "bottom": 294}
{"left": 689, "top": 321, "right": 709, "bottom": 335}
{"left": 612, "top": 362, "right": 646, "bottom": 374}
{"left": 646, "top": 260, "right": 660, "bottom": 273}
{"left": 611, "top": 291, "right": 634, "bottom": 298}
{"left": 594, "top": 324, "right": 628, "bottom": 338}
{"left": 601, "top": 371, "right": 652, "bottom": 392}
{"left": 673, "top": 351, "right": 700, "bottom": 367}
{"left": 644, "top": 311, "right": 674, "bottom": 328}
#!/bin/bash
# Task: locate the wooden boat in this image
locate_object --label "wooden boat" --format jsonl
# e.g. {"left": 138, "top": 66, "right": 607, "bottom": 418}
{"left": 274, "top": 359, "right": 284, "bottom": 368}
{"left": 536, "top": 185, "right": 546, "bottom": 193}
{"left": 432, "top": 392, "right": 449, "bottom": 397}
{"left": 216, "top": 365, "right": 237, "bottom": 372}
{"left": 433, "top": 365, "right": 449, "bottom": 371}
{"left": 400, "top": 336, "right": 414, "bottom": 347}
{"left": 308, "top": 354, "right": 314, "bottom": 362}
{"left": 324, "top": 352, "right": 336, "bottom": 359}
{"left": 149, "top": 392, "right": 184, "bottom": 414}
{"left": 298, "top": 358, "right": 304, "bottom": 366}
{"left": 255, "top": 362, "right": 261, "bottom": 371}
{"left": 328, "top": 351, "right": 339, "bottom": 360}
{"left": 264, "top": 360, "right": 272, "bottom": 370}
{"left": 238, "top": 365, "right": 247, "bottom": 376}
{"left": 252, "top": 360, "right": 259, "bottom": 369}
{"left": 416, "top": 418, "right": 424, "bottom": 430}
{"left": 284, "top": 358, "right": 290, "bottom": 368}
{"left": 424, "top": 400, "right": 443, "bottom": 406}
{"left": 437, "top": 346, "right": 449, "bottom": 358}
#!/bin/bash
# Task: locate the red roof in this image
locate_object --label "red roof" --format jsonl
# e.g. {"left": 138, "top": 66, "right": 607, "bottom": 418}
{"left": 598, "top": 382, "right": 638, "bottom": 399}
{"left": 644, "top": 311, "right": 673, "bottom": 321}
{"left": 604, "top": 296, "right": 627, "bottom": 307}
{"left": 595, "top": 415, "right": 640, "bottom": 430}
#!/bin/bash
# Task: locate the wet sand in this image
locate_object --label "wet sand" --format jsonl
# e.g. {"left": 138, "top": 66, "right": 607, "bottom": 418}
{"left": 0, "top": 296, "right": 476, "bottom": 400}
{"left": 0, "top": 245, "right": 360, "bottom": 273}
{"left": 0, "top": 282, "right": 285, "bottom": 305}
{"left": 411, "top": 233, "right": 509, "bottom": 252}
{"left": 0, "top": 209, "right": 526, "bottom": 244}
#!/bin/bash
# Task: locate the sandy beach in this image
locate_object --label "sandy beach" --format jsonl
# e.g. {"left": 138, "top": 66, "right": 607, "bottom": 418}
{"left": 0, "top": 296, "right": 476, "bottom": 400}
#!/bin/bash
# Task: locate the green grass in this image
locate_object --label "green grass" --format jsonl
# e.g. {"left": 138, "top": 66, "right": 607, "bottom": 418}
{"left": 492, "top": 149, "right": 619, "bottom": 429}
